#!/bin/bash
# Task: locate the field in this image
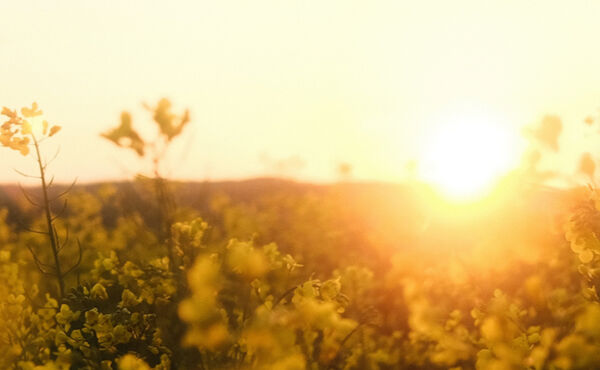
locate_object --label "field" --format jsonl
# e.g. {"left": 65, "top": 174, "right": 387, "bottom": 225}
{"left": 5, "top": 2, "right": 600, "bottom": 368}
{"left": 1, "top": 166, "right": 600, "bottom": 369}
{"left": 2, "top": 98, "right": 600, "bottom": 370}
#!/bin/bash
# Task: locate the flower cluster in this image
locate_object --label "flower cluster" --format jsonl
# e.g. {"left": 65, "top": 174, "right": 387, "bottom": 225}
{"left": 1, "top": 103, "right": 61, "bottom": 156}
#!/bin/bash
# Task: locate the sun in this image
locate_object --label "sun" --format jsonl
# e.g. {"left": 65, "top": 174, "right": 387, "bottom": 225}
{"left": 419, "top": 115, "right": 522, "bottom": 200}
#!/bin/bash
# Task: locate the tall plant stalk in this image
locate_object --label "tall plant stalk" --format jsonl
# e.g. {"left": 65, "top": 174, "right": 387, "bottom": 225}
{"left": 33, "top": 135, "right": 64, "bottom": 296}
{"left": 102, "top": 98, "right": 190, "bottom": 272}
{"left": 1, "top": 103, "right": 80, "bottom": 299}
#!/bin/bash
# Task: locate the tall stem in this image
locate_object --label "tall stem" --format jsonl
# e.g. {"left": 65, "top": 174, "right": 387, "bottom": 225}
{"left": 153, "top": 156, "right": 176, "bottom": 272}
{"left": 32, "top": 135, "right": 64, "bottom": 298}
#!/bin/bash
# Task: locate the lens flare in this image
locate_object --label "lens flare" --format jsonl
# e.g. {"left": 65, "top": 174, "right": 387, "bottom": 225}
{"left": 419, "top": 115, "right": 522, "bottom": 200}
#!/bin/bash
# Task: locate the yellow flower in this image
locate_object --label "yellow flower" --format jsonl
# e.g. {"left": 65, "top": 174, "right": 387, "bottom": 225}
{"left": 91, "top": 283, "right": 109, "bottom": 300}
{"left": 120, "top": 289, "right": 141, "bottom": 308}
{"left": 113, "top": 325, "right": 132, "bottom": 344}
{"left": 21, "top": 102, "right": 43, "bottom": 118}
{"left": 85, "top": 308, "right": 99, "bottom": 325}
{"left": 117, "top": 354, "right": 151, "bottom": 370}
{"left": 49, "top": 125, "right": 61, "bottom": 137}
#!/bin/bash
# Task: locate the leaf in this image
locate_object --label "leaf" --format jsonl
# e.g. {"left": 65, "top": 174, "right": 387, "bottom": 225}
{"left": 151, "top": 98, "right": 189, "bottom": 141}
{"left": 21, "top": 102, "right": 43, "bottom": 118}
{"left": 49, "top": 125, "right": 61, "bottom": 137}
{"left": 18, "top": 144, "right": 29, "bottom": 156}
{"left": 101, "top": 112, "right": 145, "bottom": 156}
{"left": 153, "top": 98, "right": 175, "bottom": 139}
{"left": 526, "top": 115, "right": 562, "bottom": 151}
{"left": 1, "top": 107, "right": 17, "bottom": 118}
{"left": 579, "top": 152, "right": 596, "bottom": 178}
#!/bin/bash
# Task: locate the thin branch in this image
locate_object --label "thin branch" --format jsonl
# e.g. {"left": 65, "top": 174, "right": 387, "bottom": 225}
{"left": 62, "top": 240, "right": 83, "bottom": 277}
{"left": 51, "top": 198, "right": 69, "bottom": 221}
{"left": 17, "top": 219, "right": 48, "bottom": 235}
{"left": 328, "top": 324, "right": 364, "bottom": 369}
{"left": 43, "top": 146, "right": 61, "bottom": 169}
{"left": 273, "top": 286, "right": 298, "bottom": 309}
{"left": 57, "top": 227, "right": 70, "bottom": 252}
{"left": 52, "top": 224, "right": 61, "bottom": 250}
{"left": 13, "top": 168, "right": 41, "bottom": 179}
{"left": 18, "top": 183, "right": 42, "bottom": 207}
{"left": 339, "top": 323, "right": 362, "bottom": 349}
{"left": 49, "top": 178, "right": 78, "bottom": 202}
{"left": 23, "top": 227, "right": 49, "bottom": 235}
{"left": 33, "top": 261, "right": 55, "bottom": 276}
{"left": 26, "top": 244, "right": 55, "bottom": 276}
{"left": 26, "top": 247, "right": 53, "bottom": 269}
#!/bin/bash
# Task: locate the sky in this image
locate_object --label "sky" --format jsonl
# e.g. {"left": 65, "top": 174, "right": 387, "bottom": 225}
{"left": 2, "top": 0, "right": 600, "bottom": 184}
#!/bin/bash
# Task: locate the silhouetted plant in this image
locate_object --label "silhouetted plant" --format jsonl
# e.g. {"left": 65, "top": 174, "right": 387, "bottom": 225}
{"left": 1, "top": 103, "right": 81, "bottom": 299}
{"left": 102, "top": 98, "right": 190, "bottom": 271}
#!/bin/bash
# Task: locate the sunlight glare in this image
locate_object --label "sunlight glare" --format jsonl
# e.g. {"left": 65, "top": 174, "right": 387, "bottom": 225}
{"left": 419, "top": 114, "right": 522, "bottom": 200}
{"left": 29, "top": 116, "right": 46, "bottom": 137}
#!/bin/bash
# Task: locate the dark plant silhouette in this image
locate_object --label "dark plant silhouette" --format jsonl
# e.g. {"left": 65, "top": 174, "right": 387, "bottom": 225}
{"left": 1, "top": 103, "right": 81, "bottom": 298}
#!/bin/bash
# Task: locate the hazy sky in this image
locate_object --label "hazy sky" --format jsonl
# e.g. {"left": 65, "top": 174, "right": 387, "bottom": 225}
{"left": 2, "top": 1, "right": 600, "bottom": 184}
